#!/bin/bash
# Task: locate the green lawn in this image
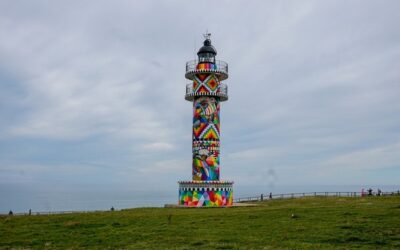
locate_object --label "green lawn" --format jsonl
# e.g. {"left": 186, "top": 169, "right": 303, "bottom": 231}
{"left": 1, "top": 196, "right": 400, "bottom": 249}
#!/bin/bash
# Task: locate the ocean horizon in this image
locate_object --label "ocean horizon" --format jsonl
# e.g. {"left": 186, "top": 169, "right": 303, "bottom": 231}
{"left": 2, "top": 184, "right": 399, "bottom": 214}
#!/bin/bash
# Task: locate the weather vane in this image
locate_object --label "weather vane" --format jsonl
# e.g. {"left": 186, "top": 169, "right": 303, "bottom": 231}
{"left": 203, "top": 30, "right": 211, "bottom": 40}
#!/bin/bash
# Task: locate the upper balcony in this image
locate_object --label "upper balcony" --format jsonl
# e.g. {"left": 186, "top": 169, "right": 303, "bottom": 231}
{"left": 185, "top": 83, "right": 228, "bottom": 102}
{"left": 185, "top": 60, "right": 229, "bottom": 81}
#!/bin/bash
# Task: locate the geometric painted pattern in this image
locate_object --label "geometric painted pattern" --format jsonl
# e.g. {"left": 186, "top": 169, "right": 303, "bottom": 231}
{"left": 197, "top": 73, "right": 208, "bottom": 82}
{"left": 193, "top": 123, "right": 207, "bottom": 138}
{"left": 199, "top": 124, "right": 219, "bottom": 140}
{"left": 193, "top": 140, "right": 219, "bottom": 152}
{"left": 179, "top": 189, "right": 233, "bottom": 207}
{"left": 192, "top": 146, "right": 220, "bottom": 181}
{"left": 192, "top": 96, "right": 221, "bottom": 181}
{"left": 192, "top": 140, "right": 220, "bottom": 180}
{"left": 205, "top": 76, "right": 218, "bottom": 91}
{"left": 192, "top": 97, "right": 220, "bottom": 140}
{"left": 196, "top": 62, "right": 217, "bottom": 71}
{"left": 197, "top": 85, "right": 209, "bottom": 94}
{"left": 193, "top": 74, "right": 220, "bottom": 94}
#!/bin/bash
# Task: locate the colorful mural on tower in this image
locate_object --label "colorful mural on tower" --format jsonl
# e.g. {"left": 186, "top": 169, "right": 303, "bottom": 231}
{"left": 179, "top": 189, "right": 233, "bottom": 207}
{"left": 193, "top": 74, "right": 220, "bottom": 95}
{"left": 193, "top": 96, "right": 220, "bottom": 139}
{"left": 192, "top": 96, "right": 220, "bottom": 181}
{"left": 179, "top": 35, "right": 233, "bottom": 207}
{"left": 196, "top": 62, "right": 217, "bottom": 70}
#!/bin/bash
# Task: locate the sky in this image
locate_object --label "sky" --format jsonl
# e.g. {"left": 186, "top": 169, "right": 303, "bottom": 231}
{"left": 1, "top": 0, "right": 400, "bottom": 211}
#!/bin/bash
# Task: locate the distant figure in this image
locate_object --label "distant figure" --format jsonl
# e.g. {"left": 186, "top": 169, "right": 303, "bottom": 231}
{"left": 28, "top": 209, "right": 31, "bottom": 215}
{"left": 260, "top": 194, "right": 264, "bottom": 201}
{"left": 367, "top": 188, "right": 373, "bottom": 196}
{"left": 167, "top": 214, "right": 172, "bottom": 224}
{"left": 361, "top": 188, "right": 365, "bottom": 197}
{"left": 377, "top": 189, "right": 382, "bottom": 196}
{"left": 110, "top": 206, "right": 115, "bottom": 211}
{"left": 269, "top": 192, "right": 272, "bottom": 199}
{"left": 8, "top": 210, "right": 13, "bottom": 216}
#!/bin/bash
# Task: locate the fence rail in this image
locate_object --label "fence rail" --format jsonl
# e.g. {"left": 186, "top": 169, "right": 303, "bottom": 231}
{"left": 234, "top": 191, "right": 400, "bottom": 203}
{"left": 185, "top": 59, "right": 228, "bottom": 75}
{"left": 0, "top": 210, "right": 112, "bottom": 216}
{"left": 3, "top": 191, "right": 399, "bottom": 216}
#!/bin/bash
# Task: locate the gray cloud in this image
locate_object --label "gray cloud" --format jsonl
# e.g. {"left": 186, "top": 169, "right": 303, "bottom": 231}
{"left": 0, "top": 0, "right": 399, "bottom": 204}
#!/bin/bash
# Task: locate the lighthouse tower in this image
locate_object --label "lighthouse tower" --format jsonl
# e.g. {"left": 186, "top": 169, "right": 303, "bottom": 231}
{"left": 178, "top": 34, "right": 233, "bottom": 207}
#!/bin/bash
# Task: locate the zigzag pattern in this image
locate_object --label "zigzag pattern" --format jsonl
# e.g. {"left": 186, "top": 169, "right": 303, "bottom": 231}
{"left": 193, "top": 122, "right": 207, "bottom": 138}
{"left": 199, "top": 124, "right": 219, "bottom": 140}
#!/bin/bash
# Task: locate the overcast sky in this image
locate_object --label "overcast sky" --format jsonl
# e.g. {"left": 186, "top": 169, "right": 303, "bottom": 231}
{"left": 1, "top": 0, "right": 399, "bottom": 206}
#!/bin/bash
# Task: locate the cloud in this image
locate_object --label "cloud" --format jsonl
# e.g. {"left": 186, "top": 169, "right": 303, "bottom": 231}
{"left": 0, "top": 0, "right": 399, "bottom": 201}
{"left": 142, "top": 142, "right": 174, "bottom": 151}
{"left": 318, "top": 143, "right": 400, "bottom": 172}
{"left": 137, "top": 159, "right": 187, "bottom": 174}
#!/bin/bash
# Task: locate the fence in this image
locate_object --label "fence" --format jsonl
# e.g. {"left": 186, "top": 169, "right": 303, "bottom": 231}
{"left": 185, "top": 59, "right": 228, "bottom": 75}
{"left": 3, "top": 191, "right": 399, "bottom": 215}
{"left": 234, "top": 191, "right": 400, "bottom": 203}
{"left": 1, "top": 210, "right": 112, "bottom": 217}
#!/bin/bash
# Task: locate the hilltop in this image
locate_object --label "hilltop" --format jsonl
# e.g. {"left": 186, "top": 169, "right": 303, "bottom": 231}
{"left": 1, "top": 196, "right": 399, "bottom": 249}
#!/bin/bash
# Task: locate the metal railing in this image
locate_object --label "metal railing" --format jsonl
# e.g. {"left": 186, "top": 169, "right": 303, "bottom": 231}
{"left": 185, "top": 60, "right": 228, "bottom": 75}
{"left": 234, "top": 191, "right": 400, "bottom": 203}
{"left": 186, "top": 83, "right": 228, "bottom": 96}
{"left": 3, "top": 191, "right": 399, "bottom": 216}
{"left": 185, "top": 83, "right": 228, "bottom": 101}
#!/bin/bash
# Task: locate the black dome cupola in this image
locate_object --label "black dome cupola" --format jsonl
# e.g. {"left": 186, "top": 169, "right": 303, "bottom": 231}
{"left": 197, "top": 33, "right": 217, "bottom": 63}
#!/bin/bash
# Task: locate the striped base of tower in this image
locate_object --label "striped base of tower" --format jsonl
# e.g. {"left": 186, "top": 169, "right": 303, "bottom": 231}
{"left": 178, "top": 181, "right": 233, "bottom": 207}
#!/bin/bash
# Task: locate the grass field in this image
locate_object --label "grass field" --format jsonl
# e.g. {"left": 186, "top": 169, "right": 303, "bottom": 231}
{"left": 1, "top": 196, "right": 400, "bottom": 249}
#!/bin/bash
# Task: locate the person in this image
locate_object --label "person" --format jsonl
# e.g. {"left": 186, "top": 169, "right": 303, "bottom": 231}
{"left": 8, "top": 210, "right": 13, "bottom": 216}
{"left": 377, "top": 189, "right": 382, "bottom": 196}
{"left": 110, "top": 206, "right": 115, "bottom": 211}
{"left": 361, "top": 188, "right": 365, "bottom": 197}
{"left": 269, "top": 192, "right": 272, "bottom": 199}
{"left": 367, "top": 188, "right": 373, "bottom": 196}
{"left": 28, "top": 209, "right": 31, "bottom": 215}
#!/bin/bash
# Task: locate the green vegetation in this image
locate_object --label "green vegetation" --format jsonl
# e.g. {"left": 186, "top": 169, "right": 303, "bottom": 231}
{"left": 1, "top": 196, "right": 400, "bottom": 249}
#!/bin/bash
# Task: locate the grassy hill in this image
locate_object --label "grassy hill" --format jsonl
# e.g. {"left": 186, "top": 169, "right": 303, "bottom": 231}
{"left": 1, "top": 196, "right": 400, "bottom": 249}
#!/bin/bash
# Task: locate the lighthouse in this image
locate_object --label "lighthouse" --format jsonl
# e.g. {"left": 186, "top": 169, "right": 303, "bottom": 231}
{"left": 178, "top": 34, "right": 233, "bottom": 207}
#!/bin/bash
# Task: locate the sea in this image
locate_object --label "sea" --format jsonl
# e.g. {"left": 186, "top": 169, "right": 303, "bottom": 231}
{"left": 1, "top": 184, "right": 399, "bottom": 214}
